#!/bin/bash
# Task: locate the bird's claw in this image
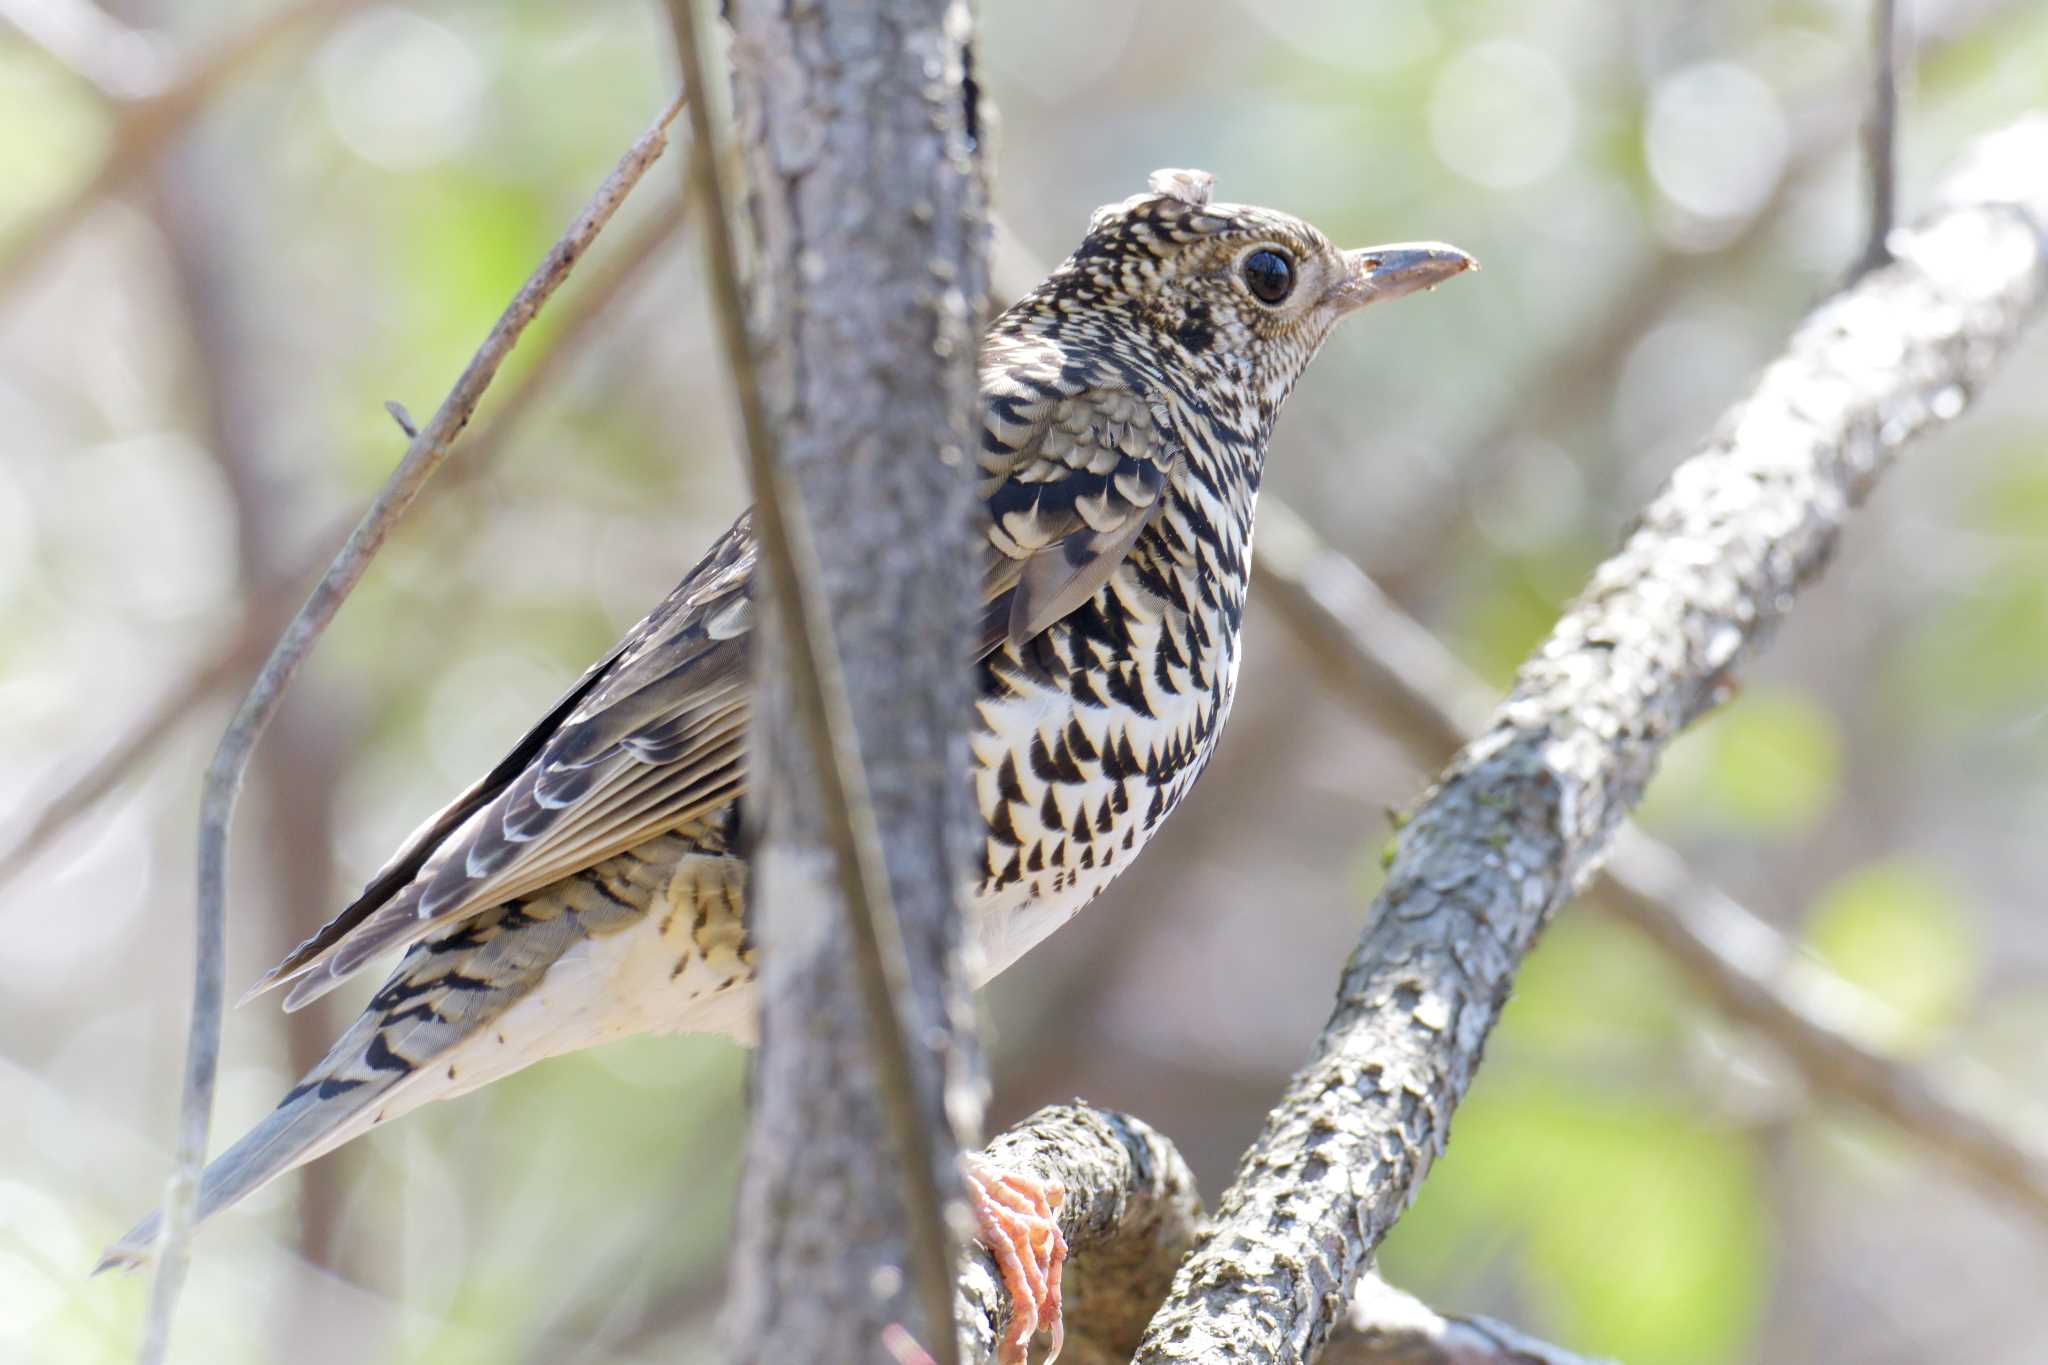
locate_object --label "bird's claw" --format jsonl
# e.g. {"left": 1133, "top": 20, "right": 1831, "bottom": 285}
{"left": 964, "top": 1153, "right": 1067, "bottom": 1365}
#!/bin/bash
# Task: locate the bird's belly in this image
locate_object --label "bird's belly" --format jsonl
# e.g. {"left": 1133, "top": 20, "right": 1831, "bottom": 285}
{"left": 965, "top": 620, "right": 1240, "bottom": 980}
{"left": 466, "top": 618, "right": 1240, "bottom": 1058}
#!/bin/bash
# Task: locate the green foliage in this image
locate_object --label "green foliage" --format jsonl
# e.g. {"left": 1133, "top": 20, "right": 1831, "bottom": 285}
{"left": 1640, "top": 688, "right": 1843, "bottom": 838}
{"left": 1890, "top": 575, "right": 2048, "bottom": 737}
{"left": 1385, "top": 1088, "right": 1767, "bottom": 1365}
{"left": 1452, "top": 540, "right": 1604, "bottom": 687}
{"left": 1804, "top": 861, "right": 1979, "bottom": 1046}
{"left": 1493, "top": 904, "right": 1686, "bottom": 1054}
{"left": 0, "top": 48, "right": 110, "bottom": 237}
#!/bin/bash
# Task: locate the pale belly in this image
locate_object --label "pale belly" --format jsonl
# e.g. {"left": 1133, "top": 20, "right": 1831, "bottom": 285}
{"left": 418, "top": 588, "right": 1243, "bottom": 1099}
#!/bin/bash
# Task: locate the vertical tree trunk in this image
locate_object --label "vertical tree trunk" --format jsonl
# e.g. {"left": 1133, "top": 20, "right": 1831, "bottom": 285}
{"left": 715, "top": 2, "right": 991, "bottom": 1361}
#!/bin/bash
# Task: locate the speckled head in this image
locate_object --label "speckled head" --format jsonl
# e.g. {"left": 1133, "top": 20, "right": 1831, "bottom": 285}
{"left": 1033, "top": 167, "right": 1475, "bottom": 437}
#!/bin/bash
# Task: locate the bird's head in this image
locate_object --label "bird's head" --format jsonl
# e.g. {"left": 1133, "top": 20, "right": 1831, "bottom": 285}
{"left": 1020, "top": 168, "right": 1475, "bottom": 441}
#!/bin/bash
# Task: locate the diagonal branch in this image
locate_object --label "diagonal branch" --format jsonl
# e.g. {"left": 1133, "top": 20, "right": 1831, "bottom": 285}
{"left": 1326, "top": 1275, "right": 1612, "bottom": 1365}
{"left": 1859, "top": 0, "right": 1906, "bottom": 276}
{"left": 136, "top": 93, "right": 688, "bottom": 1365}
{"left": 1372, "top": 0, "right": 2030, "bottom": 595}
{"left": 0, "top": 0, "right": 369, "bottom": 306}
{"left": 1253, "top": 499, "right": 2048, "bottom": 1227}
{"left": 1133, "top": 114, "right": 2048, "bottom": 1363}
{"left": 955, "top": 1107, "right": 1606, "bottom": 1365}
{"left": 0, "top": 181, "right": 690, "bottom": 901}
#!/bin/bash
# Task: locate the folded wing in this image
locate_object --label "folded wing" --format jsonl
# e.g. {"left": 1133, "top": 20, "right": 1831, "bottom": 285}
{"left": 253, "top": 349, "right": 1183, "bottom": 1009}
{"left": 252, "top": 515, "right": 758, "bottom": 1009}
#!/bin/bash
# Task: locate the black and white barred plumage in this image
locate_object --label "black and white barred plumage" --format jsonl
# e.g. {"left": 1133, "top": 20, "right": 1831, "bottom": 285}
{"left": 104, "top": 169, "right": 1471, "bottom": 1266}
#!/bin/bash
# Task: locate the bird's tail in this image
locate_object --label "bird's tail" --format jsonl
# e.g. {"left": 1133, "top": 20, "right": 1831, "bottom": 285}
{"left": 95, "top": 871, "right": 650, "bottom": 1272}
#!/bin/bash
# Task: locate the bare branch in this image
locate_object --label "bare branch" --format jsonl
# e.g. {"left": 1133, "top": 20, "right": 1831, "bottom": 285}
{"left": 1859, "top": 0, "right": 1906, "bottom": 275}
{"left": 0, "top": 164, "right": 688, "bottom": 904}
{"left": 953, "top": 1108, "right": 1596, "bottom": 1365}
{"left": 1325, "top": 1275, "right": 1612, "bottom": 1365}
{"left": 1133, "top": 115, "right": 2048, "bottom": 1363}
{"left": 136, "top": 94, "right": 687, "bottom": 1365}
{"left": 0, "top": 0, "right": 172, "bottom": 100}
{"left": 668, "top": 2, "right": 989, "bottom": 1360}
{"left": 1253, "top": 500, "right": 2048, "bottom": 1226}
{"left": 1374, "top": 0, "right": 2029, "bottom": 595}
{"left": 0, "top": 0, "right": 368, "bottom": 307}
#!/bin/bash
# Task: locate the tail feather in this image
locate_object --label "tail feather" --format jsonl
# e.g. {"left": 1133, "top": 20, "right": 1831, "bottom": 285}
{"left": 94, "top": 1042, "right": 435, "bottom": 1272}
{"left": 94, "top": 855, "right": 667, "bottom": 1271}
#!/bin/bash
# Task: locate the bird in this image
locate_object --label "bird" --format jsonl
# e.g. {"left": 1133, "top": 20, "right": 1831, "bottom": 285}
{"left": 103, "top": 167, "right": 1473, "bottom": 1361}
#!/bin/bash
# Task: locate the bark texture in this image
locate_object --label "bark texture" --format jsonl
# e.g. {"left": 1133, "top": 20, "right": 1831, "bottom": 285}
{"left": 1255, "top": 498, "right": 2048, "bottom": 1223}
{"left": 1132, "top": 116, "right": 2048, "bottom": 1363}
{"left": 715, "top": 2, "right": 990, "bottom": 1362}
{"left": 950, "top": 1107, "right": 1601, "bottom": 1365}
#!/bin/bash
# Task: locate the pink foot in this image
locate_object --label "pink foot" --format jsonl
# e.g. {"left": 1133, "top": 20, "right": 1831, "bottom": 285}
{"left": 964, "top": 1153, "right": 1067, "bottom": 1365}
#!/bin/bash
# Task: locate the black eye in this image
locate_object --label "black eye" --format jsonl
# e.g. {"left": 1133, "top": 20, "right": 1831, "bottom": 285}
{"left": 1241, "top": 249, "right": 1294, "bottom": 305}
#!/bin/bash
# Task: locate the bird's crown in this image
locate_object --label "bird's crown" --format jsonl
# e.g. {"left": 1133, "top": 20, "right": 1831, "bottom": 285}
{"left": 1015, "top": 169, "right": 1360, "bottom": 436}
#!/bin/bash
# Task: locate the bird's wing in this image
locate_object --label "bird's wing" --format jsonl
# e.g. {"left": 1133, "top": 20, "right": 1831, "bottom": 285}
{"left": 976, "top": 352, "right": 1181, "bottom": 650}
{"left": 252, "top": 514, "right": 758, "bottom": 1009}
{"left": 256, "top": 357, "right": 1177, "bottom": 1009}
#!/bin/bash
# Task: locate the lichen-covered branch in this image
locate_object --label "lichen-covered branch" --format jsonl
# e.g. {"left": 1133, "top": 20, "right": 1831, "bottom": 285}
{"left": 1133, "top": 116, "right": 2048, "bottom": 1363}
{"left": 952, "top": 1108, "right": 1596, "bottom": 1365}
{"left": 1254, "top": 499, "right": 2048, "bottom": 1225}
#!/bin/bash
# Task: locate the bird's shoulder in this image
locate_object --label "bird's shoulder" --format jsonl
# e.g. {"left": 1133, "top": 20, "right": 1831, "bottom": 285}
{"left": 977, "top": 323, "right": 1189, "bottom": 645}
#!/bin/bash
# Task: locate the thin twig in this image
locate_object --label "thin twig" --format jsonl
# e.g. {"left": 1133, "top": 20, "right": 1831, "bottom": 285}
{"left": 146, "top": 145, "right": 360, "bottom": 1306}
{"left": 0, "top": 594, "right": 290, "bottom": 892}
{"left": 1327, "top": 1274, "right": 1613, "bottom": 1365}
{"left": 1373, "top": 0, "right": 2022, "bottom": 595}
{"left": 0, "top": 0, "right": 368, "bottom": 307}
{"left": 136, "top": 93, "right": 688, "bottom": 1365}
{"left": 1859, "top": 0, "right": 1905, "bottom": 275}
{"left": 0, "top": 188, "right": 689, "bottom": 903}
{"left": 1254, "top": 498, "right": 2048, "bottom": 1226}
{"left": 0, "top": 0, "right": 171, "bottom": 100}
{"left": 664, "top": 1, "right": 961, "bottom": 1357}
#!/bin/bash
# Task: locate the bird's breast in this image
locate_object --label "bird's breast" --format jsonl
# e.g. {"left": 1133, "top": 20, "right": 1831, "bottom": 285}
{"left": 967, "top": 489, "right": 1248, "bottom": 980}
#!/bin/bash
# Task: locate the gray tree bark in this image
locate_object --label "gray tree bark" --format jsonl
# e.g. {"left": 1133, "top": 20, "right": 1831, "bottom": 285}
{"left": 953, "top": 1105, "right": 1606, "bottom": 1365}
{"left": 711, "top": 2, "right": 991, "bottom": 1362}
{"left": 1131, "top": 115, "right": 2048, "bottom": 1363}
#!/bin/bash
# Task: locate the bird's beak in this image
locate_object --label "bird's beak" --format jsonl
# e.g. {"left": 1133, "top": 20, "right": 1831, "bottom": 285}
{"left": 1327, "top": 242, "right": 1478, "bottom": 316}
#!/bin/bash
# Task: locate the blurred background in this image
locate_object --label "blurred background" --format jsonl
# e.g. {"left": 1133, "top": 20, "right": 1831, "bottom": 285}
{"left": 3, "top": 0, "right": 2047, "bottom": 1361}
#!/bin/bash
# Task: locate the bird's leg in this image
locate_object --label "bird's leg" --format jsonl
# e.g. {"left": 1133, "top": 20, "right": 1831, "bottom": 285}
{"left": 963, "top": 1152, "right": 1067, "bottom": 1365}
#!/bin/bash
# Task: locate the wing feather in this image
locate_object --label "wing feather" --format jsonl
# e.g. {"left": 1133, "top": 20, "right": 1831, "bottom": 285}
{"left": 977, "top": 351, "right": 1182, "bottom": 647}
{"left": 252, "top": 516, "right": 757, "bottom": 1005}
{"left": 255, "top": 345, "right": 1184, "bottom": 1010}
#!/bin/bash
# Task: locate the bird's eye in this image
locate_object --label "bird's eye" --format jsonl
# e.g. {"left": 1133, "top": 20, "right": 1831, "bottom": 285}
{"left": 1241, "top": 249, "right": 1294, "bottom": 305}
